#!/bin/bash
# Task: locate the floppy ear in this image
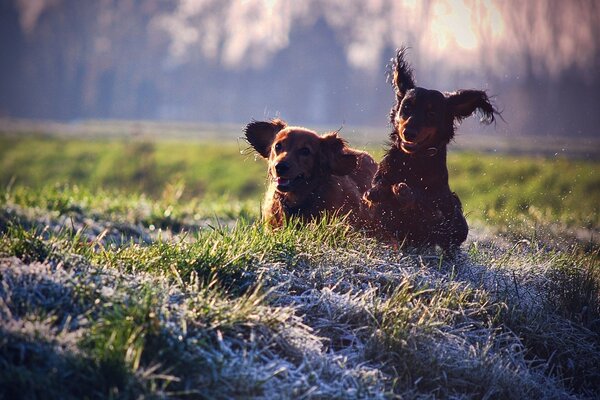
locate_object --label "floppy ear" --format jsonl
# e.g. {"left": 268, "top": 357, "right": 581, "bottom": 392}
{"left": 389, "top": 47, "right": 416, "bottom": 101}
{"left": 320, "top": 133, "right": 357, "bottom": 176}
{"left": 446, "top": 90, "right": 497, "bottom": 125}
{"left": 244, "top": 118, "right": 287, "bottom": 158}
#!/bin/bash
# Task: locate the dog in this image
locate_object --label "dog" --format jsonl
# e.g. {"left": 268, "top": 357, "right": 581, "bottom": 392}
{"left": 364, "top": 48, "right": 498, "bottom": 251}
{"left": 245, "top": 119, "right": 377, "bottom": 228}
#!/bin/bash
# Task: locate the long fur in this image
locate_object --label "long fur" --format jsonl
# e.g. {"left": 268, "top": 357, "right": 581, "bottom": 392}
{"left": 365, "top": 48, "right": 499, "bottom": 251}
{"left": 245, "top": 119, "right": 377, "bottom": 228}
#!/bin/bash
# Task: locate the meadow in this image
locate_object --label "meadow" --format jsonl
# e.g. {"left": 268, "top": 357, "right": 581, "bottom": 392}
{"left": 1, "top": 125, "right": 599, "bottom": 399}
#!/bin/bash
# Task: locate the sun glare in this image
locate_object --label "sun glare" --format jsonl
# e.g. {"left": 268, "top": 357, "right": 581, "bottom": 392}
{"left": 430, "top": 0, "right": 478, "bottom": 51}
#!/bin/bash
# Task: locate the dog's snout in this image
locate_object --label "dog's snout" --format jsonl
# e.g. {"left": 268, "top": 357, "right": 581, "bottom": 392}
{"left": 275, "top": 161, "right": 290, "bottom": 176}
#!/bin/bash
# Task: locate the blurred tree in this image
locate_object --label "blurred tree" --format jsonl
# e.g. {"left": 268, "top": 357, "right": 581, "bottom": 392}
{"left": 1, "top": 0, "right": 599, "bottom": 136}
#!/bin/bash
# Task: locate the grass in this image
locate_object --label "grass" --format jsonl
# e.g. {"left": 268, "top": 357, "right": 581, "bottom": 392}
{"left": 1, "top": 130, "right": 599, "bottom": 398}
{"left": 449, "top": 153, "right": 599, "bottom": 227}
{"left": 1, "top": 135, "right": 598, "bottom": 235}
{"left": 2, "top": 213, "right": 598, "bottom": 398}
{"left": 0, "top": 137, "right": 265, "bottom": 199}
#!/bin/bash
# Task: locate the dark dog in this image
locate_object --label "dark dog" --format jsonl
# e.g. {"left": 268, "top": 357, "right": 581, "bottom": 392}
{"left": 245, "top": 119, "right": 377, "bottom": 228}
{"left": 364, "top": 48, "right": 498, "bottom": 250}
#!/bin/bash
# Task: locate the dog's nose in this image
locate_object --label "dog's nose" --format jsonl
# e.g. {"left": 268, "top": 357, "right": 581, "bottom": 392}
{"left": 275, "top": 161, "right": 289, "bottom": 175}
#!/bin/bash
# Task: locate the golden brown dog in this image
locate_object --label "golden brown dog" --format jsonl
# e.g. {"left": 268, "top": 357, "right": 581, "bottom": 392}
{"left": 244, "top": 119, "right": 377, "bottom": 228}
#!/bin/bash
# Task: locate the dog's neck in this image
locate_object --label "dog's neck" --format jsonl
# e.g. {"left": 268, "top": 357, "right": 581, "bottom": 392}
{"left": 395, "top": 144, "right": 447, "bottom": 165}
{"left": 273, "top": 177, "right": 329, "bottom": 217}
{"left": 402, "top": 143, "right": 445, "bottom": 159}
{"left": 422, "top": 146, "right": 439, "bottom": 157}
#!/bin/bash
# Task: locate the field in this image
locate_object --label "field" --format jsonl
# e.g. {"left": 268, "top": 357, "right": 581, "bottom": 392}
{"left": 1, "top": 122, "right": 599, "bottom": 399}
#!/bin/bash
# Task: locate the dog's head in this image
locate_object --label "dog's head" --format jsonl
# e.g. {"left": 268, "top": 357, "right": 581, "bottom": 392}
{"left": 389, "top": 47, "right": 498, "bottom": 154}
{"left": 244, "top": 119, "right": 357, "bottom": 195}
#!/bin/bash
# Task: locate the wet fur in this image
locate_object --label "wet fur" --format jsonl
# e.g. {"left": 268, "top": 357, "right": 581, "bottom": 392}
{"left": 245, "top": 119, "right": 377, "bottom": 228}
{"left": 365, "top": 47, "right": 499, "bottom": 250}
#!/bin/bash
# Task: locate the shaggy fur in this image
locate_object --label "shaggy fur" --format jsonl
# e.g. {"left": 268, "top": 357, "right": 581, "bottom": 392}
{"left": 364, "top": 47, "right": 499, "bottom": 250}
{"left": 245, "top": 119, "right": 377, "bottom": 228}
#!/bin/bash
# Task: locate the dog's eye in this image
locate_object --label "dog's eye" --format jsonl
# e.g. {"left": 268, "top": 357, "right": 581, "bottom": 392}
{"left": 402, "top": 103, "right": 411, "bottom": 114}
{"left": 274, "top": 142, "right": 282, "bottom": 152}
{"left": 298, "top": 147, "right": 311, "bottom": 156}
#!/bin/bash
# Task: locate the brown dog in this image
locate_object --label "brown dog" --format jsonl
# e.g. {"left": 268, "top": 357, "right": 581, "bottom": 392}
{"left": 364, "top": 48, "right": 498, "bottom": 251}
{"left": 245, "top": 119, "right": 377, "bottom": 228}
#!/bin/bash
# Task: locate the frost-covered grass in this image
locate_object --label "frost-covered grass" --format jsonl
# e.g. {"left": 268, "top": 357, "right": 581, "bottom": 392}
{"left": 1, "top": 133, "right": 599, "bottom": 398}
{"left": 1, "top": 185, "right": 599, "bottom": 399}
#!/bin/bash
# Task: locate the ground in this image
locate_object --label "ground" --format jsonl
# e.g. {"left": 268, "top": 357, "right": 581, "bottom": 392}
{"left": 0, "top": 123, "right": 598, "bottom": 399}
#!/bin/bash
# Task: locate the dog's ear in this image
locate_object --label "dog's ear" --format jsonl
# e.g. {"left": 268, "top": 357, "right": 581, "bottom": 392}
{"left": 389, "top": 47, "right": 416, "bottom": 100}
{"left": 244, "top": 118, "right": 287, "bottom": 158}
{"left": 321, "top": 133, "right": 357, "bottom": 176}
{"left": 446, "top": 90, "right": 497, "bottom": 125}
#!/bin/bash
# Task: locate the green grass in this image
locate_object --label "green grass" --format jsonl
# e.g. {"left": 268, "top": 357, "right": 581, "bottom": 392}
{"left": 2, "top": 211, "right": 598, "bottom": 398}
{"left": 1, "top": 131, "right": 599, "bottom": 399}
{"left": 1, "top": 136, "right": 598, "bottom": 233}
{"left": 449, "top": 152, "right": 599, "bottom": 229}
{"left": 0, "top": 137, "right": 265, "bottom": 199}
